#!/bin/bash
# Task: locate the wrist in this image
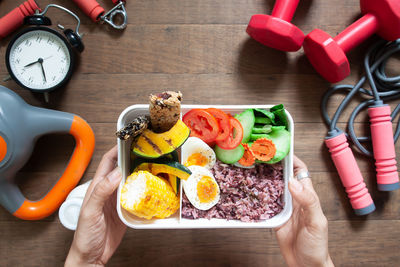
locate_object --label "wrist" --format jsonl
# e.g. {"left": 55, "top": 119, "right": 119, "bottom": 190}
{"left": 65, "top": 246, "right": 104, "bottom": 267}
{"left": 323, "top": 255, "right": 334, "bottom": 267}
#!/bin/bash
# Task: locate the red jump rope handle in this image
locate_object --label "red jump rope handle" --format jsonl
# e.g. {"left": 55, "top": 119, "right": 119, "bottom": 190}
{"left": 0, "top": 0, "right": 40, "bottom": 40}
{"left": 368, "top": 105, "right": 400, "bottom": 191}
{"left": 72, "top": 0, "right": 105, "bottom": 22}
{"left": 325, "top": 132, "right": 375, "bottom": 215}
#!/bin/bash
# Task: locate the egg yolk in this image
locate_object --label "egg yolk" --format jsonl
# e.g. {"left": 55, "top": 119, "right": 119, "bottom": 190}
{"left": 185, "top": 153, "right": 208, "bottom": 167}
{"left": 197, "top": 176, "right": 218, "bottom": 203}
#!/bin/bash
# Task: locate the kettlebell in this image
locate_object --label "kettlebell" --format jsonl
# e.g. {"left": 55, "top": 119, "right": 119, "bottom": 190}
{"left": 0, "top": 86, "right": 95, "bottom": 220}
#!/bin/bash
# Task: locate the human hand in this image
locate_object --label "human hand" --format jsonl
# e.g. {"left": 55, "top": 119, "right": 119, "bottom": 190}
{"left": 65, "top": 146, "right": 126, "bottom": 267}
{"left": 275, "top": 155, "right": 334, "bottom": 267}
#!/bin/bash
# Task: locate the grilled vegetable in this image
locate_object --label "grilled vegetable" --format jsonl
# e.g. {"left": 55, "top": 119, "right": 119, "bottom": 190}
{"left": 130, "top": 150, "right": 179, "bottom": 173}
{"left": 168, "top": 174, "right": 180, "bottom": 195}
{"left": 120, "top": 171, "right": 179, "bottom": 219}
{"left": 116, "top": 116, "right": 149, "bottom": 141}
{"left": 132, "top": 119, "right": 190, "bottom": 158}
{"left": 135, "top": 162, "right": 192, "bottom": 180}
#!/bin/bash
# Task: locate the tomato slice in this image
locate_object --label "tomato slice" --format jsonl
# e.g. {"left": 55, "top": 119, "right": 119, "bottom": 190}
{"left": 216, "top": 117, "right": 243, "bottom": 149}
{"left": 206, "top": 108, "right": 231, "bottom": 142}
{"left": 183, "top": 109, "right": 220, "bottom": 144}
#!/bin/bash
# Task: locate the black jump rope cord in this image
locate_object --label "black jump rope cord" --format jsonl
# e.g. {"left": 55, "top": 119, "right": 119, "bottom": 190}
{"left": 321, "top": 39, "right": 400, "bottom": 157}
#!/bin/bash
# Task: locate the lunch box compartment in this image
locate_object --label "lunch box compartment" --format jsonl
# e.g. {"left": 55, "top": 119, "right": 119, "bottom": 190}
{"left": 117, "top": 105, "right": 293, "bottom": 229}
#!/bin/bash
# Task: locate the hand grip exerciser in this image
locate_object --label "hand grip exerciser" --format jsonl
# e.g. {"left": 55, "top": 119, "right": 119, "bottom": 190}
{"left": 368, "top": 105, "right": 400, "bottom": 191}
{"left": 0, "top": 86, "right": 95, "bottom": 220}
{"left": 246, "top": 0, "right": 304, "bottom": 52}
{"left": 0, "top": 0, "right": 40, "bottom": 40}
{"left": 72, "top": 0, "right": 127, "bottom": 29}
{"left": 325, "top": 132, "right": 375, "bottom": 215}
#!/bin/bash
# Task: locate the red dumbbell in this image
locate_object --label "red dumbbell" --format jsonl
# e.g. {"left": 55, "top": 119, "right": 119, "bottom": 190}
{"left": 0, "top": 0, "right": 40, "bottom": 40}
{"left": 303, "top": 0, "right": 400, "bottom": 83}
{"left": 246, "top": 0, "right": 305, "bottom": 52}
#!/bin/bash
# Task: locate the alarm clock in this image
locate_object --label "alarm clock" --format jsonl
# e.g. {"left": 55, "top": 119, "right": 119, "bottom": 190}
{"left": 5, "top": 4, "right": 84, "bottom": 97}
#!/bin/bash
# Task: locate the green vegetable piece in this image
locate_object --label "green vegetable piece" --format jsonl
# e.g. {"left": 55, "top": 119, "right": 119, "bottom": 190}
{"left": 270, "top": 104, "right": 284, "bottom": 112}
{"left": 250, "top": 133, "right": 268, "bottom": 141}
{"left": 234, "top": 109, "right": 255, "bottom": 143}
{"left": 255, "top": 117, "right": 271, "bottom": 124}
{"left": 254, "top": 108, "right": 275, "bottom": 124}
{"left": 252, "top": 125, "right": 272, "bottom": 134}
{"left": 270, "top": 104, "right": 288, "bottom": 129}
{"left": 215, "top": 144, "right": 245, "bottom": 164}
{"left": 271, "top": 126, "right": 286, "bottom": 132}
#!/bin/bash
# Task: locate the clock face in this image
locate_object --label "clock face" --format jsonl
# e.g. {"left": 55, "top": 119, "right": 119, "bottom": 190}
{"left": 6, "top": 28, "right": 73, "bottom": 92}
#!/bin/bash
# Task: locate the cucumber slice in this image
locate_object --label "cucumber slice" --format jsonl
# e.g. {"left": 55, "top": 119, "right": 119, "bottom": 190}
{"left": 234, "top": 109, "right": 255, "bottom": 143}
{"left": 215, "top": 144, "right": 245, "bottom": 164}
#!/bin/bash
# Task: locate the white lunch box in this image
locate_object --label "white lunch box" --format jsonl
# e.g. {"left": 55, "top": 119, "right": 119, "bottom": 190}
{"left": 117, "top": 105, "right": 293, "bottom": 229}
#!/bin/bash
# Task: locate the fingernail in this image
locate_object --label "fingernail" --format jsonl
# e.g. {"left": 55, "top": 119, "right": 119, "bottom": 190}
{"left": 290, "top": 178, "right": 303, "bottom": 193}
{"left": 107, "top": 168, "right": 121, "bottom": 184}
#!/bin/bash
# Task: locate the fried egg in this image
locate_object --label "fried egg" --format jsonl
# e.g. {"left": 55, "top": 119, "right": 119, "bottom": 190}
{"left": 182, "top": 137, "right": 216, "bottom": 169}
{"left": 183, "top": 165, "right": 220, "bottom": 210}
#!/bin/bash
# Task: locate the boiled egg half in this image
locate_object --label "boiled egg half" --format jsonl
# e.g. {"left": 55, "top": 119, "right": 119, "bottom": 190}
{"left": 183, "top": 165, "right": 220, "bottom": 210}
{"left": 182, "top": 137, "right": 216, "bottom": 169}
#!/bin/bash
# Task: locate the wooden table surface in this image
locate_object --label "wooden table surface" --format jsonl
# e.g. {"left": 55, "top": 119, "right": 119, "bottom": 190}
{"left": 1, "top": 0, "right": 399, "bottom": 266}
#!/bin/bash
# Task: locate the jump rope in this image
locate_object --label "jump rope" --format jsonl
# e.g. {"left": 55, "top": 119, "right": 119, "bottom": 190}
{"left": 321, "top": 38, "right": 400, "bottom": 215}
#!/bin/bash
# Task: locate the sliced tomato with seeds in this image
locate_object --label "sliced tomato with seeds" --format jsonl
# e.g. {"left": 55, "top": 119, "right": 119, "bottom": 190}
{"left": 216, "top": 117, "right": 243, "bottom": 149}
{"left": 206, "top": 108, "right": 231, "bottom": 142}
{"left": 183, "top": 109, "right": 220, "bottom": 144}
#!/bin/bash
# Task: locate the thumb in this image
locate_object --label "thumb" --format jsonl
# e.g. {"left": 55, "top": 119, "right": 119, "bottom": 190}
{"left": 86, "top": 167, "right": 122, "bottom": 214}
{"left": 289, "top": 178, "right": 325, "bottom": 228}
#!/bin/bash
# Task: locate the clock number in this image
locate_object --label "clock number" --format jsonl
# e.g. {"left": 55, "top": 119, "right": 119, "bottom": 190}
{"left": 52, "top": 76, "right": 56, "bottom": 81}
{"left": 36, "top": 36, "right": 42, "bottom": 43}
{"left": 47, "top": 38, "right": 54, "bottom": 45}
{"left": 20, "top": 69, "right": 26, "bottom": 75}
{"left": 15, "top": 58, "right": 20, "bottom": 64}
{"left": 57, "top": 46, "right": 61, "bottom": 52}
{"left": 16, "top": 47, "right": 22, "bottom": 53}
{"left": 60, "top": 68, "right": 65, "bottom": 74}
{"left": 25, "top": 40, "right": 32, "bottom": 47}
{"left": 28, "top": 77, "right": 34, "bottom": 83}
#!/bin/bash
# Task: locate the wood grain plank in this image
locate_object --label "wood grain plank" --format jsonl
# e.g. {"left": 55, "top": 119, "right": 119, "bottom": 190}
{"left": 8, "top": 121, "right": 397, "bottom": 174}
{"left": 0, "top": 220, "right": 399, "bottom": 266}
{"left": 3, "top": 73, "right": 398, "bottom": 125}
{"left": 1, "top": 25, "right": 386, "bottom": 75}
{"left": 0, "top": 0, "right": 360, "bottom": 26}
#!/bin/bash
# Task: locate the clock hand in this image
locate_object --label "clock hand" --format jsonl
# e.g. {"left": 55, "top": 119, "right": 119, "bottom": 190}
{"left": 24, "top": 59, "right": 40, "bottom": 68}
{"left": 39, "top": 59, "right": 46, "bottom": 82}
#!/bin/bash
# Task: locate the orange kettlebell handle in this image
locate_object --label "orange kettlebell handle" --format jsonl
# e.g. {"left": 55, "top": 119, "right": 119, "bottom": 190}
{"left": 13, "top": 116, "right": 95, "bottom": 220}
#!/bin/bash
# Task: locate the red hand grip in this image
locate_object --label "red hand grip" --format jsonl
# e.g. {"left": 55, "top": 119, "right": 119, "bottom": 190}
{"left": 325, "top": 133, "right": 375, "bottom": 215}
{"left": 368, "top": 105, "right": 400, "bottom": 191}
{"left": 72, "top": 0, "right": 105, "bottom": 22}
{"left": 0, "top": 0, "right": 40, "bottom": 40}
